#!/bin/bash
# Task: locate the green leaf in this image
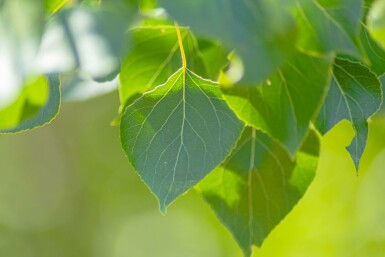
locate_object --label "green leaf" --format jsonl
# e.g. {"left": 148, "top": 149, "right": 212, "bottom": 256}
{"left": 367, "top": 0, "right": 385, "bottom": 49}
{"left": 197, "top": 127, "right": 320, "bottom": 256}
{"left": 380, "top": 74, "right": 385, "bottom": 113}
{"left": 197, "top": 39, "right": 229, "bottom": 81}
{"left": 119, "top": 25, "right": 205, "bottom": 108}
{"left": 120, "top": 68, "right": 244, "bottom": 211}
{"left": 315, "top": 57, "right": 382, "bottom": 170}
{"left": 44, "top": 0, "right": 69, "bottom": 14}
{"left": 0, "top": 75, "right": 61, "bottom": 134}
{"left": 158, "top": 0, "right": 297, "bottom": 84}
{"left": 360, "top": 25, "right": 385, "bottom": 76}
{"left": 292, "top": 0, "right": 362, "bottom": 55}
{"left": 222, "top": 50, "right": 332, "bottom": 156}
{"left": 140, "top": 0, "right": 158, "bottom": 10}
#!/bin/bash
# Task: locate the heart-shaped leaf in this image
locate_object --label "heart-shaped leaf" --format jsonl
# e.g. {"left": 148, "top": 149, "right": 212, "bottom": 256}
{"left": 120, "top": 68, "right": 244, "bottom": 211}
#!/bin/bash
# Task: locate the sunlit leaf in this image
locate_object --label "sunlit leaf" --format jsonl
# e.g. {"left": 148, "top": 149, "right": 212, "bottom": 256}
{"left": 0, "top": 75, "right": 61, "bottom": 133}
{"left": 223, "top": 50, "right": 332, "bottom": 156}
{"left": 44, "top": 0, "right": 71, "bottom": 14}
{"left": 158, "top": 0, "right": 297, "bottom": 84}
{"left": 120, "top": 24, "right": 205, "bottom": 108}
{"left": 120, "top": 68, "right": 244, "bottom": 211}
{"left": 315, "top": 57, "right": 382, "bottom": 170}
{"left": 197, "top": 127, "right": 320, "bottom": 256}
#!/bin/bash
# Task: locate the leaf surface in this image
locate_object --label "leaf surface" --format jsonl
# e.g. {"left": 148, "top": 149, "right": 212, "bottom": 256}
{"left": 367, "top": 0, "right": 385, "bottom": 49}
{"left": 360, "top": 25, "right": 385, "bottom": 76}
{"left": 223, "top": 51, "right": 332, "bottom": 156}
{"left": 292, "top": 0, "right": 362, "bottom": 55}
{"left": 0, "top": 75, "right": 61, "bottom": 133}
{"left": 315, "top": 57, "right": 382, "bottom": 169}
{"left": 120, "top": 68, "right": 244, "bottom": 211}
{"left": 158, "top": 0, "right": 297, "bottom": 84}
{"left": 197, "top": 127, "right": 320, "bottom": 256}
{"left": 119, "top": 25, "right": 204, "bottom": 108}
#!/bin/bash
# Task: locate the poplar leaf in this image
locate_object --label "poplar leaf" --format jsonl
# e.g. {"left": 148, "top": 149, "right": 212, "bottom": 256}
{"left": 315, "top": 57, "right": 382, "bottom": 170}
{"left": 197, "top": 127, "right": 320, "bottom": 256}
{"left": 158, "top": 0, "right": 297, "bottom": 84}
{"left": 120, "top": 25, "right": 204, "bottom": 108}
{"left": 293, "top": 0, "right": 362, "bottom": 55}
{"left": 223, "top": 51, "right": 332, "bottom": 156}
{"left": 360, "top": 25, "right": 385, "bottom": 76}
{"left": 120, "top": 68, "right": 244, "bottom": 211}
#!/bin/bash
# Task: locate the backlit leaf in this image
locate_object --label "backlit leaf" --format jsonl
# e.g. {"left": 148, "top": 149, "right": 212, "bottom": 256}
{"left": 119, "top": 25, "right": 204, "bottom": 108}
{"left": 367, "top": 0, "right": 385, "bottom": 49}
{"left": 360, "top": 25, "right": 385, "bottom": 76}
{"left": 120, "top": 68, "right": 244, "bottom": 211}
{"left": 197, "top": 127, "right": 320, "bottom": 256}
{"left": 0, "top": 75, "right": 61, "bottom": 133}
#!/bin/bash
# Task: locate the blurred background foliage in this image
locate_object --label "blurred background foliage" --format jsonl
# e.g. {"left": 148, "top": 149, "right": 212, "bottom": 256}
{"left": 1, "top": 92, "right": 385, "bottom": 257}
{"left": 2, "top": 0, "right": 385, "bottom": 256}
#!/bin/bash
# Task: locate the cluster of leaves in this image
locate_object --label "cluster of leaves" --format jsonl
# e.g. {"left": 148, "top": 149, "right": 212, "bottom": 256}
{"left": 1, "top": 0, "right": 385, "bottom": 255}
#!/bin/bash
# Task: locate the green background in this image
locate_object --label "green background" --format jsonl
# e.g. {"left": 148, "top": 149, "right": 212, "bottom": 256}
{"left": 1, "top": 91, "right": 385, "bottom": 257}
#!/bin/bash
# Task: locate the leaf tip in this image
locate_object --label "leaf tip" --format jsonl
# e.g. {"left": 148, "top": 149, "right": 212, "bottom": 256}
{"left": 158, "top": 200, "right": 169, "bottom": 215}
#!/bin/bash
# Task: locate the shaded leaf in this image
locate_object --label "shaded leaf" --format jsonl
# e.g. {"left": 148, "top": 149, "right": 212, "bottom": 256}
{"left": 223, "top": 50, "right": 332, "bottom": 156}
{"left": 315, "top": 57, "right": 382, "bottom": 170}
{"left": 197, "top": 39, "right": 229, "bottom": 81}
{"left": 292, "top": 0, "right": 362, "bottom": 55}
{"left": 120, "top": 68, "right": 244, "bottom": 211}
{"left": 0, "top": 75, "right": 61, "bottom": 133}
{"left": 158, "top": 0, "right": 297, "bottom": 84}
{"left": 197, "top": 127, "right": 320, "bottom": 256}
{"left": 360, "top": 25, "right": 385, "bottom": 76}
